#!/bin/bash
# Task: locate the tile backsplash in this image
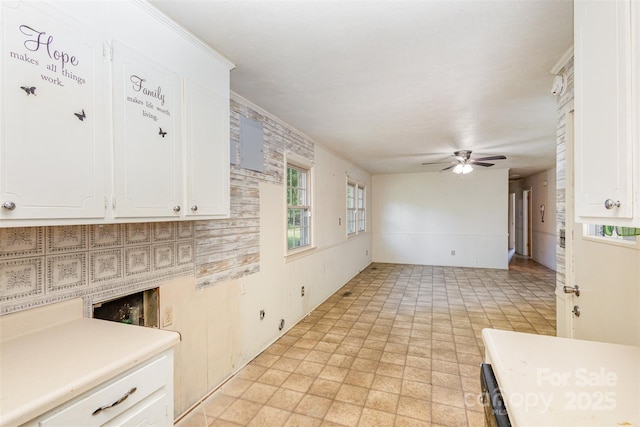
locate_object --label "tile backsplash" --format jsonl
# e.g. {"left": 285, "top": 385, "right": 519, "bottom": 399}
{"left": 0, "top": 222, "right": 195, "bottom": 315}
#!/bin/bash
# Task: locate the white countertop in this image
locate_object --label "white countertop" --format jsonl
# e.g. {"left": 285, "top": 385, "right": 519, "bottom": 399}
{"left": 483, "top": 328, "right": 640, "bottom": 427}
{"left": 0, "top": 299, "right": 180, "bottom": 427}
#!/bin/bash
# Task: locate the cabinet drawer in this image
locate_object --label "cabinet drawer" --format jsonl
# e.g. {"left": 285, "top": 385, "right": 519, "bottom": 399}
{"left": 34, "top": 352, "right": 171, "bottom": 427}
{"left": 103, "top": 388, "right": 170, "bottom": 427}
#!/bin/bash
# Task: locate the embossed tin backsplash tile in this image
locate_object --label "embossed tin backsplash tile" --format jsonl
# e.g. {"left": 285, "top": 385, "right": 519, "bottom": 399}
{"left": 47, "top": 253, "right": 87, "bottom": 292}
{"left": 176, "top": 241, "right": 194, "bottom": 266}
{"left": 90, "top": 249, "right": 124, "bottom": 283}
{"left": 153, "top": 222, "right": 175, "bottom": 242}
{"left": 177, "top": 221, "right": 194, "bottom": 239}
{"left": 125, "top": 223, "right": 152, "bottom": 245}
{"left": 153, "top": 244, "right": 175, "bottom": 270}
{"left": 0, "top": 258, "right": 44, "bottom": 301}
{"left": 125, "top": 246, "right": 152, "bottom": 277}
{"left": 1, "top": 221, "right": 195, "bottom": 314}
{"left": 0, "top": 227, "right": 45, "bottom": 258}
{"left": 90, "top": 224, "right": 122, "bottom": 249}
{"left": 47, "top": 225, "right": 88, "bottom": 253}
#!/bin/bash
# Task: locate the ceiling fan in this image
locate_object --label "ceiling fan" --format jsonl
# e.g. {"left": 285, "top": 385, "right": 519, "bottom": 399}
{"left": 422, "top": 150, "right": 507, "bottom": 174}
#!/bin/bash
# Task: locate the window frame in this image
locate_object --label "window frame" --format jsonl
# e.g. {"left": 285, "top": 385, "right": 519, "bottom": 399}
{"left": 346, "top": 179, "right": 366, "bottom": 237}
{"left": 347, "top": 182, "right": 357, "bottom": 235}
{"left": 286, "top": 156, "right": 313, "bottom": 254}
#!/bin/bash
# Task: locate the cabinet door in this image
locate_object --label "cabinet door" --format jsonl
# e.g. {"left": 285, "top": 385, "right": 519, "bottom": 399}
{"left": 112, "top": 41, "right": 182, "bottom": 218}
{"left": 574, "top": 0, "right": 633, "bottom": 222}
{"left": 184, "top": 78, "right": 230, "bottom": 217}
{"left": 0, "top": 1, "right": 106, "bottom": 222}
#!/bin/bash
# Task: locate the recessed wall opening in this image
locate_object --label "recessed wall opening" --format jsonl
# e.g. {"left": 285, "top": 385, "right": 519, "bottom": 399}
{"left": 92, "top": 288, "right": 159, "bottom": 327}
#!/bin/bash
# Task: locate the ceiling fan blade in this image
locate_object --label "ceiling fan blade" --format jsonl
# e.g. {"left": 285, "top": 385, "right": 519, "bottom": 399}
{"left": 440, "top": 164, "right": 457, "bottom": 171}
{"left": 473, "top": 155, "right": 506, "bottom": 161}
{"left": 472, "top": 162, "right": 495, "bottom": 167}
{"left": 422, "top": 161, "right": 455, "bottom": 166}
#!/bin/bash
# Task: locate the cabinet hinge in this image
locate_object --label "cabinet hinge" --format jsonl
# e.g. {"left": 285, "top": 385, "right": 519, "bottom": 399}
{"left": 104, "top": 196, "right": 108, "bottom": 210}
{"left": 112, "top": 197, "right": 116, "bottom": 209}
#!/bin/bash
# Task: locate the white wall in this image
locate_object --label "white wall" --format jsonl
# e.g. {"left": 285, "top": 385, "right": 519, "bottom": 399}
{"left": 524, "top": 169, "right": 557, "bottom": 271}
{"left": 161, "top": 144, "right": 372, "bottom": 416}
{"left": 371, "top": 169, "right": 509, "bottom": 269}
{"left": 508, "top": 169, "right": 557, "bottom": 271}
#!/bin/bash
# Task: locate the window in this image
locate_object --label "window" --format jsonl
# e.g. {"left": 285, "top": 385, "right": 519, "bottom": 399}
{"left": 585, "top": 224, "right": 639, "bottom": 242}
{"left": 347, "top": 182, "right": 366, "bottom": 236}
{"left": 357, "top": 185, "right": 365, "bottom": 232}
{"left": 287, "top": 164, "right": 311, "bottom": 250}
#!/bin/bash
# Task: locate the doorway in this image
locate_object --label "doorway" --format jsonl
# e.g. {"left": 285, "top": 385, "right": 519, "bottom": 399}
{"left": 522, "top": 189, "right": 532, "bottom": 257}
{"left": 508, "top": 192, "right": 516, "bottom": 262}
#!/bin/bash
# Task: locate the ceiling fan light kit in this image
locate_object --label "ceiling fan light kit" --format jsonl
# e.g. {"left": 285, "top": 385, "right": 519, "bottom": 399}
{"left": 452, "top": 163, "right": 473, "bottom": 174}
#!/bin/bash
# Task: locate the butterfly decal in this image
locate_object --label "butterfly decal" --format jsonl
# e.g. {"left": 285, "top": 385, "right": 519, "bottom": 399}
{"left": 74, "top": 109, "right": 86, "bottom": 121}
{"left": 159, "top": 127, "right": 167, "bottom": 138}
{"left": 20, "top": 86, "right": 36, "bottom": 95}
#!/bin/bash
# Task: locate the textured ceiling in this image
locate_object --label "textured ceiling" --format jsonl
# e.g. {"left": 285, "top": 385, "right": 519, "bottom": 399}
{"left": 151, "top": 0, "right": 573, "bottom": 177}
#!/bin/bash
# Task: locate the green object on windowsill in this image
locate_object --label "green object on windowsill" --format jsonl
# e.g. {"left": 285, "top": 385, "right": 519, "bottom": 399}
{"left": 603, "top": 225, "right": 640, "bottom": 237}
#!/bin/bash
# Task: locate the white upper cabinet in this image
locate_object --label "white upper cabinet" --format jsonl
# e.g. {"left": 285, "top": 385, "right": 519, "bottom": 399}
{"left": 574, "top": 0, "right": 638, "bottom": 226}
{"left": 0, "top": 1, "right": 233, "bottom": 227}
{"left": 183, "top": 78, "right": 230, "bottom": 218}
{"left": 112, "top": 41, "right": 182, "bottom": 219}
{"left": 0, "top": 1, "right": 106, "bottom": 222}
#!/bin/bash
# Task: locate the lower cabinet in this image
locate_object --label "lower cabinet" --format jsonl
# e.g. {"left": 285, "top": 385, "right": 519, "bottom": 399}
{"left": 22, "top": 350, "right": 174, "bottom": 427}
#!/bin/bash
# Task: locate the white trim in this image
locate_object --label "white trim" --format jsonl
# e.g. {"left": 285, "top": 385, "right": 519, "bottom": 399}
{"left": 134, "top": 0, "right": 235, "bottom": 70}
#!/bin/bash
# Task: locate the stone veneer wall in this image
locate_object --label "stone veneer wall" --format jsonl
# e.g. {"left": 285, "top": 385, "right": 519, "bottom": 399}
{"left": 555, "top": 57, "right": 574, "bottom": 294}
{"left": 0, "top": 95, "right": 315, "bottom": 315}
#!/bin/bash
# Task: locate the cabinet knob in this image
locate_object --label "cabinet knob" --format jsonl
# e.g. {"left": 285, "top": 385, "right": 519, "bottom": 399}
{"left": 191, "top": 205, "right": 198, "bottom": 212}
{"left": 2, "top": 201, "right": 16, "bottom": 211}
{"left": 563, "top": 285, "right": 580, "bottom": 297}
{"left": 604, "top": 199, "right": 621, "bottom": 210}
{"left": 572, "top": 305, "right": 581, "bottom": 317}
{"left": 173, "top": 206, "right": 181, "bottom": 213}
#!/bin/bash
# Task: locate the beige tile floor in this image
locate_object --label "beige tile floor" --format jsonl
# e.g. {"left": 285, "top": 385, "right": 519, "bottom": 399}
{"left": 176, "top": 257, "right": 556, "bottom": 427}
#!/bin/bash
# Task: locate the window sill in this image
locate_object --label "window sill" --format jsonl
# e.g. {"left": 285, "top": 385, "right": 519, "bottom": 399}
{"left": 347, "top": 231, "right": 368, "bottom": 239}
{"left": 582, "top": 235, "right": 638, "bottom": 250}
{"left": 285, "top": 245, "right": 317, "bottom": 262}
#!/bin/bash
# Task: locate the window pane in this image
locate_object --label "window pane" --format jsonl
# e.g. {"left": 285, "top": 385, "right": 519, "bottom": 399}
{"left": 299, "top": 188, "right": 306, "bottom": 205}
{"left": 347, "top": 184, "right": 355, "bottom": 208}
{"left": 347, "top": 208, "right": 356, "bottom": 234}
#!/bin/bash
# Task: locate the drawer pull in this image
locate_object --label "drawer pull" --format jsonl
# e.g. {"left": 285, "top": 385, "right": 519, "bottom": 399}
{"left": 92, "top": 387, "right": 137, "bottom": 416}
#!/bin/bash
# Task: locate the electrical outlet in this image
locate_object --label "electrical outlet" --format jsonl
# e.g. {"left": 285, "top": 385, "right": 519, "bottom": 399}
{"left": 260, "top": 309, "right": 265, "bottom": 320}
{"left": 301, "top": 286, "right": 305, "bottom": 297}
{"left": 163, "top": 306, "right": 173, "bottom": 327}
{"left": 366, "top": 250, "right": 369, "bottom": 256}
{"left": 451, "top": 250, "right": 456, "bottom": 256}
